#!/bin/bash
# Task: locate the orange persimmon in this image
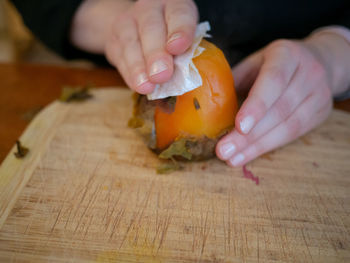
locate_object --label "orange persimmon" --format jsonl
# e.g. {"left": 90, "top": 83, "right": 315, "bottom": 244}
{"left": 154, "top": 39, "right": 238, "bottom": 151}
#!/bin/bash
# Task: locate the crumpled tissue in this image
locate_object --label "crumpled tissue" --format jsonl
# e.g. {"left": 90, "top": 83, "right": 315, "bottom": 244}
{"left": 147, "top": 21, "right": 211, "bottom": 100}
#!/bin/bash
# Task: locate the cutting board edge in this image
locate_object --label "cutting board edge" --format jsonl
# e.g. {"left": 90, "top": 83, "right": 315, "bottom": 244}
{"left": 0, "top": 100, "right": 69, "bottom": 229}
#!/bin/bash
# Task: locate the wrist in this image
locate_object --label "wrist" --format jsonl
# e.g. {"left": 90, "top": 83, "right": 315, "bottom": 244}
{"left": 304, "top": 26, "right": 350, "bottom": 97}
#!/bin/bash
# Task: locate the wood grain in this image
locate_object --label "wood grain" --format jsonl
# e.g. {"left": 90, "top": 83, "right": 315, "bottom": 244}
{"left": 0, "top": 88, "right": 349, "bottom": 262}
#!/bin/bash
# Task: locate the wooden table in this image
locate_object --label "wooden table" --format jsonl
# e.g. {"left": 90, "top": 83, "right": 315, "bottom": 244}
{"left": 0, "top": 63, "right": 125, "bottom": 162}
{"left": 0, "top": 62, "right": 349, "bottom": 163}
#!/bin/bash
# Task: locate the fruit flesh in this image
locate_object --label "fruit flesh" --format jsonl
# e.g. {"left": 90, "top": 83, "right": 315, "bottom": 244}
{"left": 155, "top": 40, "right": 238, "bottom": 150}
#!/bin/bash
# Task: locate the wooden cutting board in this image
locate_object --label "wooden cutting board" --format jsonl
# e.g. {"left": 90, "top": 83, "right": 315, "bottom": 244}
{"left": 0, "top": 88, "right": 349, "bottom": 263}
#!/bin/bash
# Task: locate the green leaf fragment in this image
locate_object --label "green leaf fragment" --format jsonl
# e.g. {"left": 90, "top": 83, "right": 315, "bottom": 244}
{"left": 157, "top": 157, "right": 183, "bottom": 174}
{"left": 128, "top": 117, "right": 144, "bottom": 128}
{"left": 59, "top": 85, "right": 93, "bottom": 102}
{"left": 14, "top": 140, "right": 29, "bottom": 158}
{"left": 156, "top": 161, "right": 182, "bottom": 174}
{"left": 159, "top": 138, "right": 192, "bottom": 160}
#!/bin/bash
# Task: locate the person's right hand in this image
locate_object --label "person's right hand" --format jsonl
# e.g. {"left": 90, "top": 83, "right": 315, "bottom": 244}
{"left": 104, "top": 0, "right": 198, "bottom": 94}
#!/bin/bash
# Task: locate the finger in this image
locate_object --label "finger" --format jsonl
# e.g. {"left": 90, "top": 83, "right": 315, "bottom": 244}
{"left": 227, "top": 94, "right": 332, "bottom": 167}
{"left": 216, "top": 65, "right": 312, "bottom": 161}
{"left": 105, "top": 34, "right": 133, "bottom": 88}
{"left": 235, "top": 40, "right": 300, "bottom": 135}
{"left": 217, "top": 88, "right": 309, "bottom": 161}
{"left": 116, "top": 15, "right": 155, "bottom": 94}
{"left": 136, "top": 0, "right": 174, "bottom": 83}
{"left": 232, "top": 51, "right": 263, "bottom": 92}
{"left": 165, "top": 0, "right": 198, "bottom": 55}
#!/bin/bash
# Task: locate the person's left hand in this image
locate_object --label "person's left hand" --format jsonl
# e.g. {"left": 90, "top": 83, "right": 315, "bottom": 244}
{"left": 215, "top": 31, "right": 350, "bottom": 167}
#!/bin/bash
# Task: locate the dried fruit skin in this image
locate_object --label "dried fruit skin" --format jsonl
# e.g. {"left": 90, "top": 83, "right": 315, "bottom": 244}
{"left": 155, "top": 39, "right": 238, "bottom": 150}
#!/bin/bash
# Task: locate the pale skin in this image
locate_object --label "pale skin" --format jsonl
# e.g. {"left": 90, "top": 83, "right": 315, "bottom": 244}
{"left": 71, "top": 0, "right": 350, "bottom": 167}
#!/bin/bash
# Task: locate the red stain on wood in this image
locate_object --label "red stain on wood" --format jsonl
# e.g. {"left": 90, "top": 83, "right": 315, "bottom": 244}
{"left": 242, "top": 165, "right": 259, "bottom": 185}
{"left": 312, "top": 162, "right": 319, "bottom": 168}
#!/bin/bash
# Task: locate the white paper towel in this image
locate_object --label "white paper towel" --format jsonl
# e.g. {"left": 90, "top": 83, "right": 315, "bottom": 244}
{"left": 147, "top": 22, "right": 211, "bottom": 100}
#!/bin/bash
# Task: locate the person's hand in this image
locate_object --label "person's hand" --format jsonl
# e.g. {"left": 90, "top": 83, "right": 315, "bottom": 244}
{"left": 216, "top": 30, "right": 350, "bottom": 167}
{"left": 104, "top": 0, "right": 198, "bottom": 94}
{"left": 71, "top": 0, "right": 198, "bottom": 93}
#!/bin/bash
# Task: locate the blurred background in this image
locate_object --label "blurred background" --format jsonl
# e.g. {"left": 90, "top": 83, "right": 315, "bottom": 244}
{"left": 0, "top": 0, "right": 92, "bottom": 68}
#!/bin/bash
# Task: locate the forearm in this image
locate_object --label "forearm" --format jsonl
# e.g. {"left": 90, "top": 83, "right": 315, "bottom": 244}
{"left": 70, "top": 0, "right": 133, "bottom": 54}
{"left": 305, "top": 26, "right": 350, "bottom": 97}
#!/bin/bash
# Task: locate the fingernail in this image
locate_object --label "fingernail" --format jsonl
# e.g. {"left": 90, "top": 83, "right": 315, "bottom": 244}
{"left": 219, "top": 143, "right": 236, "bottom": 159}
{"left": 167, "top": 33, "right": 182, "bottom": 44}
{"left": 240, "top": 116, "right": 255, "bottom": 134}
{"left": 150, "top": 60, "right": 168, "bottom": 76}
{"left": 231, "top": 153, "right": 245, "bottom": 166}
{"left": 136, "top": 73, "right": 148, "bottom": 87}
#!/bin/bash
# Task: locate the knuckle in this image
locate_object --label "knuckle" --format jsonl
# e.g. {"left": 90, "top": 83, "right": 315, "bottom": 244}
{"left": 115, "top": 12, "right": 129, "bottom": 24}
{"left": 275, "top": 97, "right": 292, "bottom": 120}
{"left": 268, "top": 39, "right": 301, "bottom": 59}
{"left": 270, "top": 39, "right": 295, "bottom": 51}
{"left": 120, "top": 32, "right": 138, "bottom": 47}
{"left": 309, "top": 59, "right": 327, "bottom": 78}
{"left": 248, "top": 95, "right": 269, "bottom": 119}
{"left": 123, "top": 37, "right": 139, "bottom": 52}
{"left": 140, "top": 19, "right": 161, "bottom": 34}
{"left": 265, "top": 67, "right": 288, "bottom": 88}
{"left": 113, "top": 13, "right": 132, "bottom": 33}
{"left": 118, "top": 30, "right": 138, "bottom": 46}
{"left": 112, "top": 18, "right": 139, "bottom": 46}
